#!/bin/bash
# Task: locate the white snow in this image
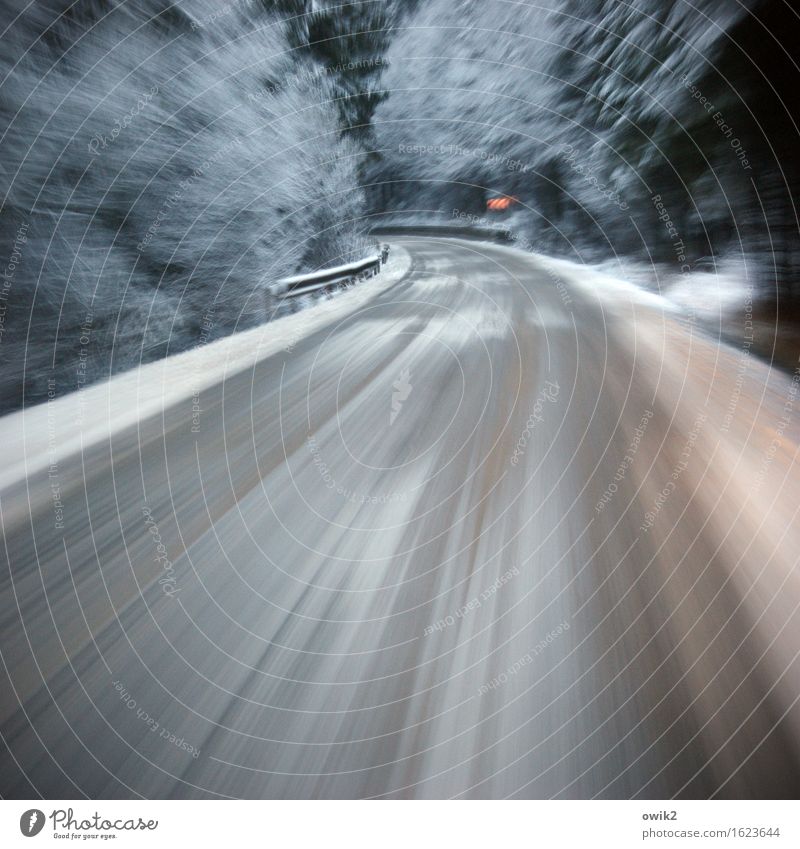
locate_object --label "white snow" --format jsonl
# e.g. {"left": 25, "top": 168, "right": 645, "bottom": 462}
{"left": 0, "top": 247, "right": 412, "bottom": 493}
{"left": 490, "top": 240, "right": 755, "bottom": 325}
{"left": 276, "top": 254, "right": 382, "bottom": 289}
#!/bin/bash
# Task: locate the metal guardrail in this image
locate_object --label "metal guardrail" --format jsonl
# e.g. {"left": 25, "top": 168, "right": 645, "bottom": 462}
{"left": 271, "top": 248, "right": 390, "bottom": 301}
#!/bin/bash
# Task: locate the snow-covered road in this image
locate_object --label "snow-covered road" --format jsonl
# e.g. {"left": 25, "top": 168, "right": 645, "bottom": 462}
{"left": 2, "top": 236, "right": 799, "bottom": 798}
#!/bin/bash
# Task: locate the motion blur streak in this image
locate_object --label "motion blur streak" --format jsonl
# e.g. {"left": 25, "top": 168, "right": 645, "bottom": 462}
{"left": 1, "top": 236, "right": 799, "bottom": 798}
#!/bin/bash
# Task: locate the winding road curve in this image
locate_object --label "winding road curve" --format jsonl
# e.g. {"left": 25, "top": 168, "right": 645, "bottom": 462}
{"left": 2, "top": 236, "right": 800, "bottom": 798}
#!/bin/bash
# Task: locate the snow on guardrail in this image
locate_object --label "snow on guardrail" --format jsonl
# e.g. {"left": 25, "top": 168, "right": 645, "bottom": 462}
{"left": 271, "top": 248, "right": 389, "bottom": 298}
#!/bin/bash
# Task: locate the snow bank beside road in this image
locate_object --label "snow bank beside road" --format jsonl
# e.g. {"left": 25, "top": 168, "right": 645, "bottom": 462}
{"left": 591, "top": 256, "right": 757, "bottom": 324}
{"left": 0, "top": 247, "right": 412, "bottom": 494}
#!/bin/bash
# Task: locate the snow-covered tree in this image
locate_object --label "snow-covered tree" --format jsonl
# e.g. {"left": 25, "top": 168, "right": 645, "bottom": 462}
{"left": 0, "top": 0, "right": 368, "bottom": 408}
{"left": 370, "top": 0, "right": 784, "bottom": 272}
